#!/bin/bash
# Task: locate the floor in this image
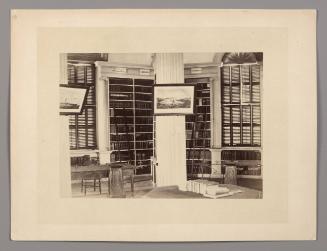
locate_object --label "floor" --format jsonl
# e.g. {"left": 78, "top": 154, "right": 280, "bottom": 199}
{"left": 71, "top": 179, "right": 154, "bottom": 198}
{"left": 71, "top": 178, "right": 262, "bottom": 199}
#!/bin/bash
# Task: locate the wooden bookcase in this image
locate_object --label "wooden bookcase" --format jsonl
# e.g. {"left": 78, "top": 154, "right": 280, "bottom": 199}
{"left": 108, "top": 77, "right": 154, "bottom": 175}
{"left": 185, "top": 77, "right": 212, "bottom": 178}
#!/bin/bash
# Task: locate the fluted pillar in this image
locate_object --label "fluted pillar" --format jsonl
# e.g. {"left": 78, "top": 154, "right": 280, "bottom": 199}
{"left": 95, "top": 64, "right": 110, "bottom": 164}
{"left": 154, "top": 53, "right": 187, "bottom": 190}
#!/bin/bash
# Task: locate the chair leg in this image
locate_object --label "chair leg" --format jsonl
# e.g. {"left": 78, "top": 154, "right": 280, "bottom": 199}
{"left": 94, "top": 179, "right": 96, "bottom": 191}
{"left": 99, "top": 179, "right": 102, "bottom": 194}
{"left": 81, "top": 179, "right": 84, "bottom": 192}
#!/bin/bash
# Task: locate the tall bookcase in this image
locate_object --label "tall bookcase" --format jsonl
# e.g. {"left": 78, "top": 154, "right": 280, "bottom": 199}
{"left": 108, "top": 77, "right": 154, "bottom": 175}
{"left": 185, "top": 77, "right": 212, "bottom": 178}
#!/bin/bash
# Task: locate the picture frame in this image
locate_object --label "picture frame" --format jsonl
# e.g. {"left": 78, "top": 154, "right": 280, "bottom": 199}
{"left": 59, "top": 84, "right": 89, "bottom": 115}
{"left": 154, "top": 84, "right": 195, "bottom": 115}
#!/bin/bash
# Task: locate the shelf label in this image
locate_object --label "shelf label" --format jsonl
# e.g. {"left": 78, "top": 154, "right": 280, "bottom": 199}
{"left": 114, "top": 67, "right": 127, "bottom": 73}
{"left": 191, "top": 67, "right": 202, "bottom": 74}
{"left": 140, "top": 68, "right": 151, "bottom": 76}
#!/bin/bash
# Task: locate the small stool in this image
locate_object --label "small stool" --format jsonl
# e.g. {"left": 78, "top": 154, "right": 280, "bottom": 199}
{"left": 81, "top": 172, "right": 102, "bottom": 195}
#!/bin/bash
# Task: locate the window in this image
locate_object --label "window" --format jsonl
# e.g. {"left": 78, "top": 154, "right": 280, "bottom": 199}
{"left": 67, "top": 62, "right": 97, "bottom": 149}
{"left": 221, "top": 63, "right": 261, "bottom": 146}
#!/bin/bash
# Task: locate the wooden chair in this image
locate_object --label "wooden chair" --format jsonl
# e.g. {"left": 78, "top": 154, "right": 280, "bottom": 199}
{"left": 80, "top": 172, "right": 102, "bottom": 195}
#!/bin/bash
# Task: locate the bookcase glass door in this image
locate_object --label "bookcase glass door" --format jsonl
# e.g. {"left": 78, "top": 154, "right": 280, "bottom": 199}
{"left": 185, "top": 78, "right": 212, "bottom": 179}
{"left": 108, "top": 77, "right": 154, "bottom": 175}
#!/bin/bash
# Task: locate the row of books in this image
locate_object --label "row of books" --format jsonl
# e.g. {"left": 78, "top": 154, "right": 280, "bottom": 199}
{"left": 109, "top": 93, "right": 134, "bottom": 100}
{"left": 195, "top": 91, "right": 210, "bottom": 98}
{"left": 135, "top": 125, "right": 153, "bottom": 132}
{"left": 134, "top": 93, "right": 152, "bottom": 101}
{"left": 109, "top": 124, "right": 134, "bottom": 133}
{"left": 186, "top": 139, "right": 210, "bottom": 148}
{"left": 185, "top": 114, "right": 211, "bottom": 122}
{"left": 186, "top": 149, "right": 211, "bottom": 159}
{"left": 135, "top": 133, "right": 153, "bottom": 141}
{"left": 196, "top": 106, "right": 210, "bottom": 114}
{"left": 135, "top": 102, "right": 153, "bottom": 109}
{"left": 110, "top": 152, "right": 134, "bottom": 162}
{"left": 221, "top": 150, "right": 261, "bottom": 160}
{"left": 135, "top": 117, "right": 153, "bottom": 124}
{"left": 110, "top": 134, "right": 134, "bottom": 141}
{"left": 135, "top": 141, "right": 153, "bottom": 149}
{"left": 185, "top": 122, "right": 210, "bottom": 130}
{"left": 109, "top": 85, "right": 133, "bottom": 92}
{"left": 135, "top": 110, "right": 152, "bottom": 116}
{"left": 110, "top": 142, "right": 135, "bottom": 150}
{"left": 110, "top": 117, "right": 134, "bottom": 124}
{"left": 186, "top": 130, "right": 211, "bottom": 139}
{"left": 196, "top": 97, "right": 210, "bottom": 106}
{"left": 135, "top": 152, "right": 152, "bottom": 160}
{"left": 109, "top": 108, "right": 134, "bottom": 117}
{"left": 134, "top": 86, "right": 153, "bottom": 93}
{"left": 109, "top": 101, "right": 134, "bottom": 109}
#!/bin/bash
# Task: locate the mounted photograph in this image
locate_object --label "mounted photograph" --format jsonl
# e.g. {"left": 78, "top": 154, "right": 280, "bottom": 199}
{"left": 10, "top": 9, "right": 317, "bottom": 242}
{"left": 61, "top": 52, "right": 263, "bottom": 199}
{"left": 154, "top": 84, "right": 195, "bottom": 115}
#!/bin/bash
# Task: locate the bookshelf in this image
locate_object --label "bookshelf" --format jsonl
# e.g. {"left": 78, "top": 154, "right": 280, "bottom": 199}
{"left": 221, "top": 150, "right": 261, "bottom": 176}
{"left": 108, "top": 77, "right": 154, "bottom": 175}
{"left": 185, "top": 77, "right": 212, "bottom": 178}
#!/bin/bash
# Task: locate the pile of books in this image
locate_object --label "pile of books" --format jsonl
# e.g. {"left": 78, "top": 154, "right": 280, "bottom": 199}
{"left": 186, "top": 179, "right": 242, "bottom": 199}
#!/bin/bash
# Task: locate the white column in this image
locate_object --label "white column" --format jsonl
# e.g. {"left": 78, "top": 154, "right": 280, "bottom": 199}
{"left": 154, "top": 53, "right": 187, "bottom": 190}
{"left": 211, "top": 54, "right": 224, "bottom": 177}
{"left": 59, "top": 54, "right": 72, "bottom": 196}
{"left": 211, "top": 76, "right": 222, "bottom": 177}
{"left": 95, "top": 65, "right": 111, "bottom": 164}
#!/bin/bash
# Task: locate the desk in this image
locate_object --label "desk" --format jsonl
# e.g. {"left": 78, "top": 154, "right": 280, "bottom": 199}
{"left": 71, "top": 163, "right": 135, "bottom": 198}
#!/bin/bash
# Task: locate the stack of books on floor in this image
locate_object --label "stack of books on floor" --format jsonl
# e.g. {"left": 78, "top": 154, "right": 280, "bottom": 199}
{"left": 186, "top": 179, "right": 242, "bottom": 199}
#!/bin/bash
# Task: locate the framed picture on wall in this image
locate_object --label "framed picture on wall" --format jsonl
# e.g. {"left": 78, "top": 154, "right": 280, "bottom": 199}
{"left": 59, "top": 84, "right": 89, "bottom": 115}
{"left": 154, "top": 84, "right": 195, "bottom": 115}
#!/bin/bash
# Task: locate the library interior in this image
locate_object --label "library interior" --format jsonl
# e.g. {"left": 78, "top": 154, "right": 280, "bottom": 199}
{"left": 60, "top": 53, "right": 263, "bottom": 199}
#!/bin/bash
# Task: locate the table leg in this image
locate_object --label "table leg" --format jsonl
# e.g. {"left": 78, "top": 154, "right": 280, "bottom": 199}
{"left": 131, "top": 175, "right": 134, "bottom": 196}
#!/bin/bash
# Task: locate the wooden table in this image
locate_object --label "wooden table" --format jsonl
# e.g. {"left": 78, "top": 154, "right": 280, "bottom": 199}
{"left": 71, "top": 163, "right": 135, "bottom": 198}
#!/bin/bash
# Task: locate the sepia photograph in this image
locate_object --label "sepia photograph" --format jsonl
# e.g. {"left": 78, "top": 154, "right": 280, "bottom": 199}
{"left": 63, "top": 52, "right": 263, "bottom": 199}
{"left": 10, "top": 9, "right": 316, "bottom": 241}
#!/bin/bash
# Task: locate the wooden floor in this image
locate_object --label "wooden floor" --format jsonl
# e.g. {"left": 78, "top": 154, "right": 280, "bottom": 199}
{"left": 72, "top": 178, "right": 262, "bottom": 199}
